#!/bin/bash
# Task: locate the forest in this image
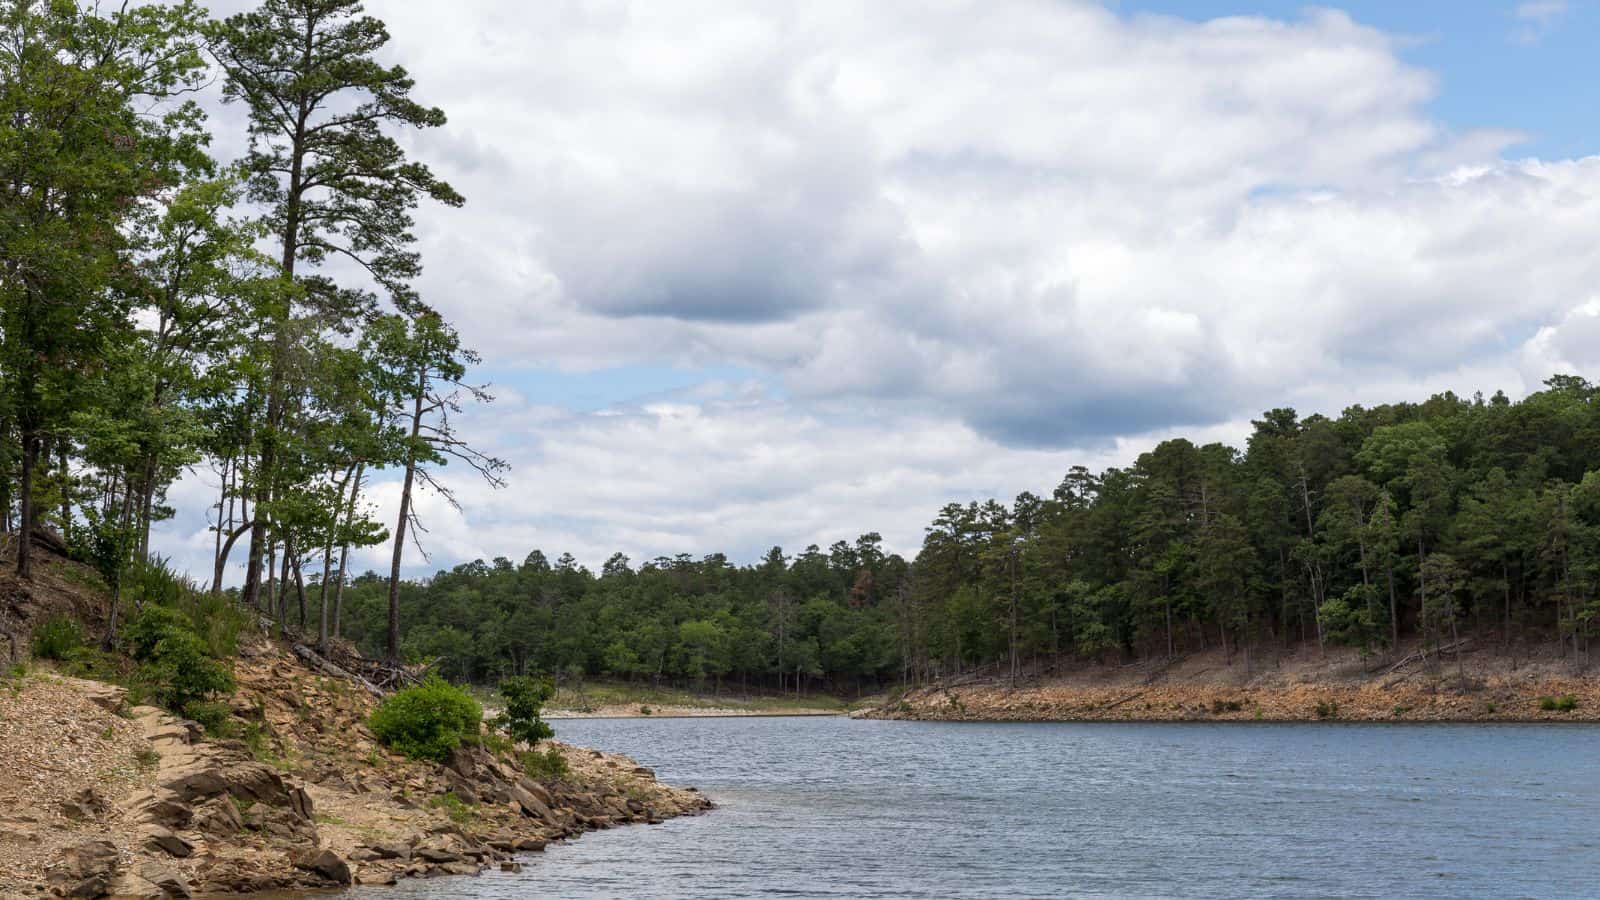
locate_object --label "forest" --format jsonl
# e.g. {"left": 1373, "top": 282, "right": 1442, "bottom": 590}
{"left": 4, "top": 3, "right": 1599, "bottom": 698}
{"left": 0, "top": 0, "right": 502, "bottom": 662}
{"left": 336, "top": 379, "right": 1600, "bottom": 693}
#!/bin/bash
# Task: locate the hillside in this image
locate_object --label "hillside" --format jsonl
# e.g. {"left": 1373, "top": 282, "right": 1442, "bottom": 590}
{"left": 0, "top": 552, "right": 709, "bottom": 899}
{"left": 861, "top": 638, "right": 1600, "bottom": 722}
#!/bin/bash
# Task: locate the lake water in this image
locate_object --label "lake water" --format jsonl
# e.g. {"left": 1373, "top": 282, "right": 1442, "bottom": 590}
{"left": 366, "top": 716, "right": 1600, "bottom": 898}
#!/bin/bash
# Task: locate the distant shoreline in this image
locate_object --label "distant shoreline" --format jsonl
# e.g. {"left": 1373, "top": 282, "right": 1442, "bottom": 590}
{"left": 548, "top": 705, "right": 845, "bottom": 720}
{"left": 856, "top": 641, "right": 1600, "bottom": 724}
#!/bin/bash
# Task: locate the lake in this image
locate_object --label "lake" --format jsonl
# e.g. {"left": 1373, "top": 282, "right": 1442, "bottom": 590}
{"left": 365, "top": 716, "right": 1600, "bottom": 898}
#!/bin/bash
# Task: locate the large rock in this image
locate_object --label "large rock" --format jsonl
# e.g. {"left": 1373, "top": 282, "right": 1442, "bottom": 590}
{"left": 60, "top": 787, "right": 110, "bottom": 821}
{"left": 159, "top": 761, "right": 289, "bottom": 807}
{"left": 136, "top": 825, "right": 192, "bottom": 859}
{"left": 509, "top": 784, "right": 559, "bottom": 826}
{"left": 48, "top": 839, "right": 119, "bottom": 898}
{"left": 192, "top": 795, "right": 242, "bottom": 837}
{"left": 108, "top": 863, "right": 191, "bottom": 899}
{"left": 291, "top": 848, "right": 352, "bottom": 885}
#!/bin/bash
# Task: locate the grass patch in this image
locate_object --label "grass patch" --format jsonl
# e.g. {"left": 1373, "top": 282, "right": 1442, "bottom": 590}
{"left": 519, "top": 747, "right": 569, "bottom": 780}
{"left": 428, "top": 792, "right": 477, "bottom": 825}
{"left": 1538, "top": 694, "right": 1578, "bottom": 712}
{"left": 31, "top": 616, "right": 85, "bottom": 661}
{"left": 133, "top": 748, "right": 160, "bottom": 770}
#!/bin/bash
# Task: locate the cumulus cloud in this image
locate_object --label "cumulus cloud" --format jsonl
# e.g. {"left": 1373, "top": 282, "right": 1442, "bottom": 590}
{"left": 152, "top": 1, "right": 1600, "bottom": 576}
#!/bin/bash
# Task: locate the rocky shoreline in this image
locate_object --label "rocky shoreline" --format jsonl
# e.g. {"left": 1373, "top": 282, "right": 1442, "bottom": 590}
{"left": 858, "top": 643, "right": 1600, "bottom": 724}
{"left": 0, "top": 643, "right": 711, "bottom": 899}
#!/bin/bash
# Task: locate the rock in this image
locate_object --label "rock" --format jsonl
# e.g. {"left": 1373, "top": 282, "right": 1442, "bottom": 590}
{"left": 509, "top": 785, "right": 559, "bottom": 825}
{"left": 82, "top": 685, "right": 126, "bottom": 712}
{"left": 630, "top": 766, "right": 656, "bottom": 779}
{"left": 414, "top": 847, "right": 463, "bottom": 864}
{"left": 291, "top": 849, "right": 352, "bottom": 885}
{"left": 60, "top": 788, "right": 110, "bottom": 820}
{"left": 369, "top": 843, "right": 411, "bottom": 860}
{"left": 500, "top": 862, "right": 522, "bottom": 873}
{"left": 136, "top": 825, "right": 192, "bottom": 859}
{"left": 191, "top": 796, "right": 242, "bottom": 837}
{"left": 356, "top": 868, "right": 398, "bottom": 886}
{"left": 130, "top": 796, "right": 192, "bottom": 829}
{"left": 48, "top": 839, "right": 119, "bottom": 898}
{"left": 514, "top": 837, "right": 547, "bottom": 852}
{"left": 159, "top": 761, "right": 289, "bottom": 807}
{"left": 123, "top": 862, "right": 191, "bottom": 898}
{"left": 516, "top": 778, "right": 554, "bottom": 807}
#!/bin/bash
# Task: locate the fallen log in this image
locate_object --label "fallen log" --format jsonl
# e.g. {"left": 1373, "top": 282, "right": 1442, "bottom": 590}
{"left": 290, "top": 642, "right": 384, "bottom": 698}
{"left": 1382, "top": 638, "right": 1471, "bottom": 675}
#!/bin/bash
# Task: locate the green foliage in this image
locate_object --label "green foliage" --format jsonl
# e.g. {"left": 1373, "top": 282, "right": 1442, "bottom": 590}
{"left": 123, "top": 604, "right": 235, "bottom": 710}
{"left": 519, "top": 747, "right": 569, "bottom": 781}
{"left": 492, "top": 676, "right": 555, "bottom": 746}
{"left": 427, "top": 792, "right": 477, "bottom": 825}
{"left": 1314, "top": 699, "right": 1340, "bottom": 720}
{"left": 368, "top": 677, "right": 483, "bottom": 763}
{"left": 127, "top": 559, "right": 249, "bottom": 658}
{"left": 1210, "top": 699, "right": 1243, "bottom": 714}
{"left": 1538, "top": 694, "right": 1578, "bottom": 712}
{"left": 182, "top": 700, "right": 234, "bottom": 737}
{"left": 31, "top": 616, "right": 84, "bottom": 661}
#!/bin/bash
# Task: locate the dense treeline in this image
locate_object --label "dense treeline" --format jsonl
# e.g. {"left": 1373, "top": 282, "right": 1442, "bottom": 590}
{"left": 0, "top": 1, "right": 500, "bottom": 658}
{"left": 341, "top": 380, "right": 1600, "bottom": 692}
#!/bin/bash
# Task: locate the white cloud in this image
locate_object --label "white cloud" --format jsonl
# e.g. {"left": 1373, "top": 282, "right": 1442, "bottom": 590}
{"left": 151, "top": 1, "right": 1600, "bottom": 577}
{"left": 1511, "top": 1, "right": 1569, "bottom": 44}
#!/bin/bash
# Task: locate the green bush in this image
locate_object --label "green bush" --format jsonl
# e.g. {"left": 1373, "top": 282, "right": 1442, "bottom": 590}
{"left": 369, "top": 676, "right": 483, "bottom": 762}
{"left": 124, "top": 605, "right": 235, "bottom": 710}
{"left": 123, "top": 605, "right": 192, "bottom": 662}
{"left": 183, "top": 700, "right": 235, "bottom": 737}
{"left": 31, "top": 616, "right": 85, "bottom": 661}
{"left": 1539, "top": 694, "right": 1578, "bottom": 712}
{"left": 519, "top": 747, "right": 569, "bottom": 780}
{"left": 126, "top": 559, "right": 249, "bottom": 658}
{"left": 1314, "top": 699, "right": 1340, "bottom": 720}
{"left": 492, "top": 676, "right": 555, "bottom": 745}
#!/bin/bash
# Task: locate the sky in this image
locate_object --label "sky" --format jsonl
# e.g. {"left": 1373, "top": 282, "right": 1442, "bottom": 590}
{"left": 156, "top": 0, "right": 1600, "bottom": 581}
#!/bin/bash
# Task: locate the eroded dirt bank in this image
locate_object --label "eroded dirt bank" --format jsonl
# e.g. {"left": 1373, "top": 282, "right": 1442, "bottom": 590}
{"left": 861, "top": 640, "right": 1600, "bottom": 723}
{"left": 0, "top": 642, "right": 709, "bottom": 899}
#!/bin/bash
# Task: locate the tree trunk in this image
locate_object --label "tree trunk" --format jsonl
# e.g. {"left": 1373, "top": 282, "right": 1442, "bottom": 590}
{"left": 386, "top": 367, "right": 427, "bottom": 663}
{"left": 211, "top": 520, "right": 256, "bottom": 595}
{"left": 332, "top": 460, "right": 366, "bottom": 640}
{"left": 16, "top": 432, "right": 38, "bottom": 580}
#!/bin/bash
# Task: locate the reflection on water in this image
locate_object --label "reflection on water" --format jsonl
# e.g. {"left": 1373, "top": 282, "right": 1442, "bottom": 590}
{"left": 359, "top": 717, "right": 1600, "bottom": 899}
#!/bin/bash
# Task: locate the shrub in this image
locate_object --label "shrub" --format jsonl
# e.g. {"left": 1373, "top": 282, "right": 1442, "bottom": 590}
{"left": 1211, "top": 699, "right": 1243, "bottom": 714}
{"left": 519, "top": 747, "right": 569, "bottom": 780}
{"left": 369, "top": 676, "right": 483, "bottom": 762}
{"left": 123, "top": 605, "right": 192, "bottom": 662}
{"left": 492, "top": 676, "right": 555, "bottom": 745}
{"left": 146, "top": 630, "right": 235, "bottom": 709}
{"left": 183, "top": 700, "right": 235, "bottom": 737}
{"left": 31, "top": 616, "right": 85, "bottom": 661}
{"left": 1539, "top": 694, "right": 1578, "bottom": 712}
{"left": 1314, "top": 699, "right": 1340, "bottom": 720}
{"left": 124, "top": 605, "right": 235, "bottom": 710}
{"left": 126, "top": 560, "right": 249, "bottom": 658}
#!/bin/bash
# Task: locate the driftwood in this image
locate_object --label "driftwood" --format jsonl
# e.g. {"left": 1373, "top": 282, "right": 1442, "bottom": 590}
{"left": 1382, "top": 638, "right": 1471, "bottom": 675}
{"left": 291, "top": 642, "right": 384, "bottom": 698}
{"left": 1102, "top": 690, "right": 1146, "bottom": 711}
